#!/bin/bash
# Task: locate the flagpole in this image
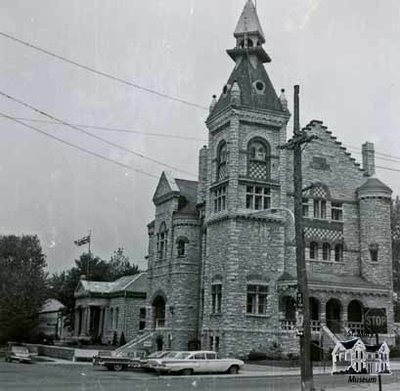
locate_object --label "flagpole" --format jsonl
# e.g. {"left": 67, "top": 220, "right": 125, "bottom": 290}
{"left": 87, "top": 230, "right": 91, "bottom": 279}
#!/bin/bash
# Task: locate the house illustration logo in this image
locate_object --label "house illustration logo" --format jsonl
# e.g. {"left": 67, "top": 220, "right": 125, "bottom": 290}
{"left": 332, "top": 337, "right": 391, "bottom": 375}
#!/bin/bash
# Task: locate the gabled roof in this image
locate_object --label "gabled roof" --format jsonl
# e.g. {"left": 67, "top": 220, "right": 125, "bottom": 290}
{"left": 75, "top": 273, "right": 147, "bottom": 297}
{"left": 152, "top": 171, "right": 180, "bottom": 204}
{"left": 234, "top": 0, "right": 265, "bottom": 43}
{"left": 175, "top": 179, "right": 198, "bottom": 215}
{"left": 341, "top": 338, "right": 362, "bottom": 350}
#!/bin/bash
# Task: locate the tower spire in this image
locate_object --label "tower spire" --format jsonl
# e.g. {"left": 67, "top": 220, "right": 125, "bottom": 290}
{"left": 227, "top": 0, "right": 270, "bottom": 63}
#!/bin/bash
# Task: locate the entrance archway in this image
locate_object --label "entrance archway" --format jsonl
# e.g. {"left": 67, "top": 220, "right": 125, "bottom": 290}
{"left": 326, "top": 299, "right": 342, "bottom": 333}
{"left": 309, "top": 297, "right": 320, "bottom": 321}
{"left": 152, "top": 295, "right": 166, "bottom": 329}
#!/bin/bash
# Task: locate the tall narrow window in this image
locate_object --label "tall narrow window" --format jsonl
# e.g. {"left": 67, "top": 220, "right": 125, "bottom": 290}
{"left": 310, "top": 242, "right": 318, "bottom": 260}
{"left": 245, "top": 186, "right": 271, "bottom": 210}
{"left": 157, "top": 222, "right": 168, "bottom": 260}
{"left": 331, "top": 202, "right": 343, "bottom": 221}
{"left": 115, "top": 307, "right": 119, "bottom": 329}
{"left": 213, "top": 186, "right": 227, "bottom": 212}
{"left": 217, "top": 141, "right": 227, "bottom": 181}
{"left": 211, "top": 284, "right": 222, "bottom": 314}
{"left": 370, "top": 244, "right": 379, "bottom": 262}
{"left": 322, "top": 243, "right": 331, "bottom": 261}
{"left": 334, "top": 244, "right": 343, "bottom": 262}
{"left": 302, "top": 198, "right": 309, "bottom": 217}
{"left": 110, "top": 308, "right": 114, "bottom": 329}
{"left": 246, "top": 284, "right": 268, "bottom": 315}
{"left": 313, "top": 199, "right": 327, "bottom": 219}
{"left": 248, "top": 139, "right": 270, "bottom": 180}
{"left": 176, "top": 237, "right": 188, "bottom": 257}
{"left": 139, "top": 307, "right": 146, "bottom": 330}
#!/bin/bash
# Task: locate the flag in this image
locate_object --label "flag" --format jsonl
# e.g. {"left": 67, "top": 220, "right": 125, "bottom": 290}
{"left": 74, "top": 235, "right": 90, "bottom": 246}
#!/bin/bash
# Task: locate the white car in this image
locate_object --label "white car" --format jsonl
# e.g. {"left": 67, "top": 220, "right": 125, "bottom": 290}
{"left": 152, "top": 351, "right": 244, "bottom": 375}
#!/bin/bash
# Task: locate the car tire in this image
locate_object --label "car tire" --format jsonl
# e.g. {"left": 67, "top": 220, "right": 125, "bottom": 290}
{"left": 113, "top": 364, "right": 126, "bottom": 372}
{"left": 227, "top": 365, "right": 239, "bottom": 374}
{"left": 181, "top": 368, "right": 193, "bottom": 376}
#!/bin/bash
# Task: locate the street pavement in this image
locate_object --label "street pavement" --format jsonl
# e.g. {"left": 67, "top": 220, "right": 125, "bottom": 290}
{"left": 1, "top": 359, "right": 399, "bottom": 391}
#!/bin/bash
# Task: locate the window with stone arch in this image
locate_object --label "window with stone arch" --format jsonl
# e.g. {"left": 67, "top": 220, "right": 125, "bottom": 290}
{"left": 157, "top": 222, "right": 168, "bottom": 260}
{"left": 176, "top": 236, "right": 189, "bottom": 258}
{"left": 247, "top": 138, "right": 270, "bottom": 180}
{"left": 216, "top": 140, "right": 228, "bottom": 181}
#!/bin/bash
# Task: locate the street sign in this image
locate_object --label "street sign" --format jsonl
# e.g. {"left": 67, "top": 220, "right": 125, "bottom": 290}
{"left": 364, "top": 308, "right": 387, "bottom": 334}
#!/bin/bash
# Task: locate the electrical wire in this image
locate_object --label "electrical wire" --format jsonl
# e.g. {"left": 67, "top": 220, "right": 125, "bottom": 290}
{"left": 0, "top": 31, "right": 208, "bottom": 111}
{"left": 8, "top": 116, "right": 206, "bottom": 142}
{"left": 0, "top": 90, "right": 196, "bottom": 177}
{"left": 0, "top": 112, "right": 158, "bottom": 179}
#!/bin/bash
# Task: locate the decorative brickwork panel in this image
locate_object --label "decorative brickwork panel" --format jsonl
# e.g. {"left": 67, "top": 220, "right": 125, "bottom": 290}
{"left": 304, "top": 227, "right": 343, "bottom": 242}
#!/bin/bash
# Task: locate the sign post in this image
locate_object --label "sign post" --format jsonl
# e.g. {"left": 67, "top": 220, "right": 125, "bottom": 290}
{"left": 364, "top": 308, "right": 387, "bottom": 391}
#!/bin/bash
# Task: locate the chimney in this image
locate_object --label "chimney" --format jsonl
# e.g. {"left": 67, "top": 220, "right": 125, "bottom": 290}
{"left": 279, "top": 88, "right": 288, "bottom": 111}
{"left": 209, "top": 95, "right": 217, "bottom": 113}
{"left": 362, "top": 142, "right": 375, "bottom": 176}
{"left": 197, "top": 146, "right": 208, "bottom": 205}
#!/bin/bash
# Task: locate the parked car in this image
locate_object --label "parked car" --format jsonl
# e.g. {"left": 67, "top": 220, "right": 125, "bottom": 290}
{"left": 93, "top": 349, "right": 146, "bottom": 371}
{"left": 140, "top": 350, "right": 171, "bottom": 371}
{"left": 5, "top": 343, "right": 32, "bottom": 363}
{"left": 151, "top": 350, "right": 244, "bottom": 375}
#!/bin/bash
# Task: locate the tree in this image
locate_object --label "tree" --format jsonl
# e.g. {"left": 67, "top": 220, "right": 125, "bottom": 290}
{"left": 108, "top": 248, "right": 139, "bottom": 280}
{"left": 0, "top": 235, "right": 47, "bottom": 343}
{"left": 47, "top": 248, "right": 140, "bottom": 332}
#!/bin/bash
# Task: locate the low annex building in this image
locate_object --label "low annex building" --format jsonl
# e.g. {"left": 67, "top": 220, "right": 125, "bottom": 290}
{"left": 74, "top": 273, "right": 147, "bottom": 344}
{"left": 143, "top": 0, "right": 395, "bottom": 358}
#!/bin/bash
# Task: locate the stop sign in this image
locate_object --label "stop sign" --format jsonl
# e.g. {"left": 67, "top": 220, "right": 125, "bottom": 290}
{"left": 364, "top": 308, "right": 387, "bottom": 334}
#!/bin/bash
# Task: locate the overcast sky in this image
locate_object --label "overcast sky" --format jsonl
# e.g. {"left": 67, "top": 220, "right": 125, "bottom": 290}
{"left": 1, "top": 0, "right": 399, "bottom": 273}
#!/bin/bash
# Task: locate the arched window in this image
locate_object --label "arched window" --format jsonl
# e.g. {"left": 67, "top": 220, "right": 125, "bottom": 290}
{"left": 176, "top": 237, "right": 189, "bottom": 257}
{"left": 217, "top": 141, "right": 227, "bottom": 181}
{"left": 247, "top": 138, "right": 270, "bottom": 180}
{"left": 157, "top": 222, "right": 168, "bottom": 260}
{"left": 322, "top": 243, "right": 331, "bottom": 261}
{"left": 334, "top": 244, "right": 343, "bottom": 262}
{"left": 310, "top": 242, "right": 318, "bottom": 260}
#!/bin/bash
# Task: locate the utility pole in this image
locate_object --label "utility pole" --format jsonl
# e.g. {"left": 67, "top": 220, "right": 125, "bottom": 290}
{"left": 281, "top": 85, "right": 316, "bottom": 391}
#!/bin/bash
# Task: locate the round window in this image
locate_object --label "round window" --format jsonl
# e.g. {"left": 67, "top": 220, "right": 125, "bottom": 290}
{"left": 255, "top": 81, "right": 265, "bottom": 91}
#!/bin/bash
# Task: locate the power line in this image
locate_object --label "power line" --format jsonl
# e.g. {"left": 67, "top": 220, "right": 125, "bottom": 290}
{"left": 7, "top": 116, "right": 206, "bottom": 142}
{"left": 0, "top": 31, "right": 208, "bottom": 111}
{"left": 0, "top": 90, "right": 196, "bottom": 177}
{"left": 0, "top": 112, "right": 158, "bottom": 179}
{"left": 344, "top": 143, "right": 400, "bottom": 161}
{"left": 376, "top": 165, "right": 400, "bottom": 173}
{"left": 344, "top": 147, "right": 400, "bottom": 164}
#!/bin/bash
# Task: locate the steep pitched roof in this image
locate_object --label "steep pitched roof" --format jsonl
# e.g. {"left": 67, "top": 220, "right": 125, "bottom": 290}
{"left": 341, "top": 338, "right": 361, "bottom": 350}
{"left": 153, "top": 171, "right": 180, "bottom": 203}
{"left": 211, "top": 56, "right": 283, "bottom": 115}
{"left": 175, "top": 179, "right": 198, "bottom": 216}
{"left": 234, "top": 0, "right": 265, "bottom": 43}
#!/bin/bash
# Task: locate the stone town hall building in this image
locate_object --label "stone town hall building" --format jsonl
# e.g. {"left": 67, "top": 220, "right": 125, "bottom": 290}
{"left": 145, "top": 1, "right": 394, "bottom": 357}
